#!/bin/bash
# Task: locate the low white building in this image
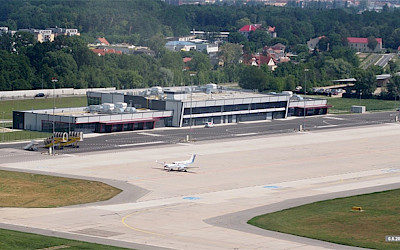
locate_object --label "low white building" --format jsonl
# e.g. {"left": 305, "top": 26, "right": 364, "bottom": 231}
{"left": 165, "top": 41, "right": 196, "bottom": 52}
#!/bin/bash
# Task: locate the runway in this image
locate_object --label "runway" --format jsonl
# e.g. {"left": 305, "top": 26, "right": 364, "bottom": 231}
{"left": 1, "top": 123, "right": 400, "bottom": 249}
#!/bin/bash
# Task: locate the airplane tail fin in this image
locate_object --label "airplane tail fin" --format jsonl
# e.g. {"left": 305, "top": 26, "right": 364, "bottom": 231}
{"left": 190, "top": 154, "right": 196, "bottom": 163}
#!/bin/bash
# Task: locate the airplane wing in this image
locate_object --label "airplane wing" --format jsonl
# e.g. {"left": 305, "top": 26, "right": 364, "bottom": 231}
{"left": 155, "top": 160, "right": 166, "bottom": 166}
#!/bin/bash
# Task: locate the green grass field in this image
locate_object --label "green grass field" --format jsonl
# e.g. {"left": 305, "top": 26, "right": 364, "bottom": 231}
{"left": 0, "top": 170, "right": 125, "bottom": 249}
{"left": 0, "top": 96, "right": 87, "bottom": 142}
{"left": 0, "top": 228, "right": 128, "bottom": 250}
{"left": 305, "top": 96, "right": 398, "bottom": 113}
{"left": 248, "top": 189, "right": 400, "bottom": 249}
{"left": 0, "top": 170, "right": 121, "bottom": 208}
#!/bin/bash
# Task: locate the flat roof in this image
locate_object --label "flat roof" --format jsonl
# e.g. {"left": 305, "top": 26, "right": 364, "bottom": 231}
{"left": 19, "top": 107, "right": 159, "bottom": 118}
{"left": 88, "top": 86, "right": 291, "bottom": 102}
{"left": 182, "top": 90, "right": 279, "bottom": 102}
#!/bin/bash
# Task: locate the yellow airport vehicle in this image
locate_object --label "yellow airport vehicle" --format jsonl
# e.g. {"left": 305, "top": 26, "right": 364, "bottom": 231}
{"left": 44, "top": 132, "right": 83, "bottom": 149}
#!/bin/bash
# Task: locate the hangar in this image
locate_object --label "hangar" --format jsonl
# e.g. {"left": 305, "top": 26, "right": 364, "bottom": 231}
{"left": 13, "top": 85, "right": 329, "bottom": 133}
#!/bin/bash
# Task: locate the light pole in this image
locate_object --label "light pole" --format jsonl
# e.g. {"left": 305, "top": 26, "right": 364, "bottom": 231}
{"left": 187, "top": 73, "right": 195, "bottom": 142}
{"left": 189, "top": 84, "right": 193, "bottom": 142}
{"left": 303, "top": 69, "right": 309, "bottom": 131}
{"left": 2, "top": 112, "right": 4, "bottom": 142}
{"left": 359, "top": 89, "right": 362, "bottom": 105}
{"left": 51, "top": 77, "right": 58, "bottom": 156}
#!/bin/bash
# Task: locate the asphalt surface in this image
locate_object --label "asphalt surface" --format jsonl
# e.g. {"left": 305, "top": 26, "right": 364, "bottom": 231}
{"left": 374, "top": 53, "right": 395, "bottom": 68}
{"left": 1, "top": 111, "right": 398, "bottom": 158}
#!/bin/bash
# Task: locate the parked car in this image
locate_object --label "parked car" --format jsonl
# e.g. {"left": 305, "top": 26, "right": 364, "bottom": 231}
{"left": 35, "top": 93, "right": 45, "bottom": 97}
{"left": 204, "top": 122, "right": 214, "bottom": 128}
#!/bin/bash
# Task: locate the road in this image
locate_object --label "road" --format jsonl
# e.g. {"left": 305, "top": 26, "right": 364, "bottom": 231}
{"left": 374, "top": 53, "right": 395, "bottom": 68}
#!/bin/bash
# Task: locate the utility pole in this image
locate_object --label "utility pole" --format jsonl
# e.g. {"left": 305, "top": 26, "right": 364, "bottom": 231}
{"left": 51, "top": 77, "right": 58, "bottom": 156}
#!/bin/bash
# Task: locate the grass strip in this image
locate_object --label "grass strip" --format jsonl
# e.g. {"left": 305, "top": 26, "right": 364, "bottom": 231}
{"left": 248, "top": 189, "right": 400, "bottom": 249}
{"left": 0, "top": 228, "right": 128, "bottom": 250}
{"left": 0, "top": 170, "right": 121, "bottom": 208}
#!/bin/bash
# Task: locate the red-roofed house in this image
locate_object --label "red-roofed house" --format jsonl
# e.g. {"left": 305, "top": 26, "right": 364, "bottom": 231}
{"left": 183, "top": 57, "right": 192, "bottom": 63}
{"left": 347, "top": 37, "right": 382, "bottom": 52}
{"left": 243, "top": 53, "right": 277, "bottom": 71}
{"left": 95, "top": 37, "right": 110, "bottom": 46}
{"left": 398, "top": 46, "right": 400, "bottom": 55}
{"left": 92, "top": 48, "right": 122, "bottom": 56}
{"left": 239, "top": 24, "right": 262, "bottom": 39}
{"left": 239, "top": 24, "right": 277, "bottom": 39}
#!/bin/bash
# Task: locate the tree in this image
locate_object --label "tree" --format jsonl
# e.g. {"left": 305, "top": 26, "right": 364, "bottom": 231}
{"left": 218, "top": 43, "right": 242, "bottom": 66}
{"left": 354, "top": 70, "right": 376, "bottom": 97}
{"left": 159, "top": 67, "right": 174, "bottom": 86}
{"left": 387, "top": 75, "right": 400, "bottom": 99}
{"left": 160, "top": 50, "right": 183, "bottom": 71}
{"left": 235, "top": 17, "right": 251, "bottom": 29}
{"left": 228, "top": 32, "right": 247, "bottom": 44}
{"left": 239, "top": 65, "right": 267, "bottom": 91}
{"left": 249, "top": 30, "right": 271, "bottom": 50}
{"left": 188, "top": 53, "right": 211, "bottom": 73}
{"left": 367, "top": 36, "right": 378, "bottom": 51}
{"left": 145, "top": 33, "right": 166, "bottom": 57}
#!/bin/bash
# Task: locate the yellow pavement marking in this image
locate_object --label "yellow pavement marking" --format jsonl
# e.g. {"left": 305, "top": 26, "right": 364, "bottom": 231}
{"left": 121, "top": 211, "right": 164, "bottom": 236}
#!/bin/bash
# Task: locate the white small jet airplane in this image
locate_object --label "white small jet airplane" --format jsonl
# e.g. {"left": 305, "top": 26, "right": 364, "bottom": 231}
{"left": 156, "top": 154, "right": 197, "bottom": 172}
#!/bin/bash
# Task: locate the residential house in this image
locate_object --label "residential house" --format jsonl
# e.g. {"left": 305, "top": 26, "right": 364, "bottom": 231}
{"left": 347, "top": 37, "right": 382, "bottom": 52}
{"left": 17, "top": 27, "right": 80, "bottom": 43}
{"left": 243, "top": 53, "right": 277, "bottom": 71}
{"left": 239, "top": 24, "right": 276, "bottom": 39}
{"left": 263, "top": 43, "right": 291, "bottom": 63}
{"left": 48, "top": 28, "right": 80, "bottom": 37}
{"left": 133, "top": 47, "right": 155, "bottom": 57}
{"left": 183, "top": 57, "right": 192, "bottom": 71}
{"left": 0, "top": 27, "right": 8, "bottom": 35}
{"left": 307, "top": 36, "right": 326, "bottom": 51}
{"left": 91, "top": 48, "right": 122, "bottom": 56}
{"left": 238, "top": 24, "right": 262, "bottom": 39}
{"left": 18, "top": 29, "right": 55, "bottom": 43}
{"left": 94, "top": 37, "right": 110, "bottom": 46}
{"left": 267, "top": 26, "right": 277, "bottom": 38}
{"left": 398, "top": 45, "right": 400, "bottom": 55}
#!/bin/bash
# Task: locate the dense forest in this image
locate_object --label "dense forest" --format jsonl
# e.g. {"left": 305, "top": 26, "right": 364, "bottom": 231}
{"left": 0, "top": 0, "right": 400, "bottom": 96}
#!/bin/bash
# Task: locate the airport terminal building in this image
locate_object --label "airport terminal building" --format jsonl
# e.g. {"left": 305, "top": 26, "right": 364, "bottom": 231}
{"left": 13, "top": 85, "right": 329, "bottom": 133}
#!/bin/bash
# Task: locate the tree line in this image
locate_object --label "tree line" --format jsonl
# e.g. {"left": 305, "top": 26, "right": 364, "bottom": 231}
{"left": 1, "top": 0, "right": 400, "bottom": 49}
{"left": 0, "top": 0, "right": 399, "bottom": 97}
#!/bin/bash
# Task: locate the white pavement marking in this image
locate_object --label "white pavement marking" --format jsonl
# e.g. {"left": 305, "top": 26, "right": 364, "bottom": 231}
{"left": 136, "top": 132, "right": 163, "bottom": 137}
{"left": 117, "top": 141, "right": 164, "bottom": 147}
{"left": 323, "top": 116, "right": 346, "bottom": 120}
{"left": 315, "top": 125, "right": 338, "bottom": 128}
{"left": 234, "top": 132, "right": 257, "bottom": 136}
